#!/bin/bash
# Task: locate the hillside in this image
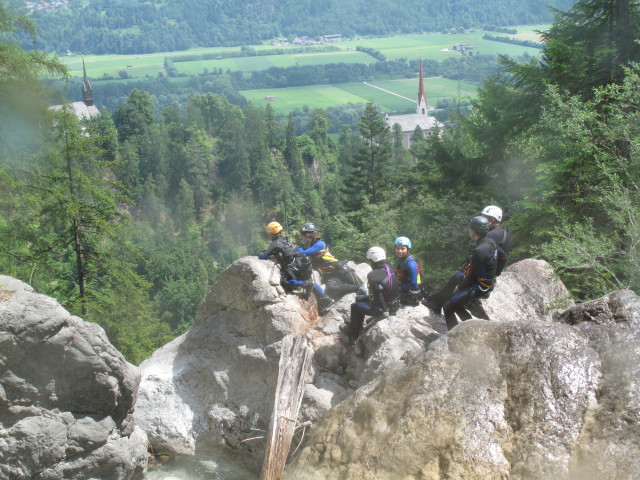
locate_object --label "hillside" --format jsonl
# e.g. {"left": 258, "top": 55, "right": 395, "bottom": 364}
{"left": 19, "top": 0, "right": 575, "bottom": 54}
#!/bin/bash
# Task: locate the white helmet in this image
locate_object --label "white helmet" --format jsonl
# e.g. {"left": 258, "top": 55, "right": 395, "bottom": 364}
{"left": 366, "top": 246, "right": 386, "bottom": 263}
{"left": 482, "top": 205, "right": 502, "bottom": 222}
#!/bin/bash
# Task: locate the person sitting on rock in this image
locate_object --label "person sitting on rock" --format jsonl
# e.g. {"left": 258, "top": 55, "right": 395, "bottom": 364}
{"left": 340, "top": 246, "right": 400, "bottom": 343}
{"left": 425, "top": 216, "right": 498, "bottom": 331}
{"left": 394, "top": 236, "right": 423, "bottom": 306}
{"left": 481, "top": 205, "right": 511, "bottom": 276}
{"left": 258, "top": 221, "right": 334, "bottom": 314}
{"left": 297, "top": 222, "right": 364, "bottom": 300}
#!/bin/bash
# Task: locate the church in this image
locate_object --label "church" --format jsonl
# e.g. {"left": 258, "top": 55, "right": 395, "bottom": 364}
{"left": 385, "top": 61, "right": 443, "bottom": 148}
{"left": 50, "top": 59, "right": 100, "bottom": 120}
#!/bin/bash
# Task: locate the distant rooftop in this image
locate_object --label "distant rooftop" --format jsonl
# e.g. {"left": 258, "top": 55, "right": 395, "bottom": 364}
{"left": 49, "top": 101, "right": 100, "bottom": 120}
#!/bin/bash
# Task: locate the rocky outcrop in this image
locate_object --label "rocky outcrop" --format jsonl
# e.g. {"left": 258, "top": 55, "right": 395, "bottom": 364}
{"left": 283, "top": 288, "right": 640, "bottom": 480}
{"left": 135, "top": 256, "right": 575, "bottom": 478}
{"left": 477, "top": 258, "right": 573, "bottom": 322}
{"left": 0, "top": 275, "right": 148, "bottom": 479}
{"left": 136, "top": 257, "right": 448, "bottom": 476}
{"left": 6, "top": 254, "right": 636, "bottom": 480}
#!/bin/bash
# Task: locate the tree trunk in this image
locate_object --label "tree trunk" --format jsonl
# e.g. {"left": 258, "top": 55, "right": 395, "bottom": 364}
{"left": 260, "top": 334, "right": 313, "bottom": 480}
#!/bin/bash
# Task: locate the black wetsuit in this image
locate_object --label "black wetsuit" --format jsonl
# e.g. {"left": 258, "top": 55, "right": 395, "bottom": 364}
{"left": 440, "top": 236, "right": 498, "bottom": 330}
{"left": 259, "top": 236, "right": 311, "bottom": 287}
{"left": 346, "top": 263, "right": 401, "bottom": 339}
{"left": 486, "top": 224, "right": 511, "bottom": 275}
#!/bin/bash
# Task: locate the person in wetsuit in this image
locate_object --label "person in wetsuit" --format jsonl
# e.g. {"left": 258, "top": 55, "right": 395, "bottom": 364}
{"left": 340, "top": 246, "right": 400, "bottom": 343}
{"left": 258, "top": 221, "right": 334, "bottom": 313}
{"left": 393, "top": 236, "right": 422, "bottom": 306}
{"left": 297, "top": 222, "right": 364, "bottom": 300}
{"left": 424, "top": 216, "right": 498, "bottom": 330}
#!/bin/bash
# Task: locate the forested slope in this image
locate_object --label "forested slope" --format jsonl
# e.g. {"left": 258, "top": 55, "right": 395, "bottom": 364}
{"left": 2, "top": 0, "right": 639, "bottom": 368}
{"left": 17, "top": 0, "right": 575, "bottom": 54}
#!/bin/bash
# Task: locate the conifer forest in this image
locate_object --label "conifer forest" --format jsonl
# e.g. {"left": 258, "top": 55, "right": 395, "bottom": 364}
{"left": 1, "top": 0, "right": 639, "bottom": 364}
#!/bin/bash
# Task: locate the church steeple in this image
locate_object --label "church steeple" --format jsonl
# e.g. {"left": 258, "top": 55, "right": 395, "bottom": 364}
{"left": 417, "top": 59, "right": 428, "bottom": 116}
{"left": 82, "top": 58, "right": 94, "bottom": 107}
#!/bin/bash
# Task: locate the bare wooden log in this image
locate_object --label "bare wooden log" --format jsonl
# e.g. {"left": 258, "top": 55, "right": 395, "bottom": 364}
{"left": 260, "top": 334, "right": 313, "bottom": 480}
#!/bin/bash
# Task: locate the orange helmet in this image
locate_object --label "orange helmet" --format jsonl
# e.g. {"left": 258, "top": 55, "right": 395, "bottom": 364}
{"left": 266, "top": 222, "right": 283, "bottom": 235}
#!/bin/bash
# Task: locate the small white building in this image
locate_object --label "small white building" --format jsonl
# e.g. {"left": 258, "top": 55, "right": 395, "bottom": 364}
{"left": 385, "top": 61, "right": 443, "bottom": 148}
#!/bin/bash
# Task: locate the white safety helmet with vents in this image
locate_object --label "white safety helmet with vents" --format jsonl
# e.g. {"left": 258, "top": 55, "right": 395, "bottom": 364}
{"left": 482, "top": 205, "right": 503, "bottom": 222}
{"left": 366, "top": 246, "right": 386, "bottom": 263}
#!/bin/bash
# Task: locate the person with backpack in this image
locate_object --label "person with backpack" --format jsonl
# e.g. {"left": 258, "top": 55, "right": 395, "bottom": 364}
{"left": 340, "top": 246, "right": 400, "bottom": 343}
{"left": 258, "top": 221, "right": 334, "bottom": 314}
{"left": 297, "top": 222, "right": 364, "bottom": 300}
{"left": 481, "top": 205, "right": 511, "bottom": 276}
{"left": 394, "top": 236, "right": 423, "bottom": 306}
{"left": 425, "top": 216, "right": 498, "bottom": 330}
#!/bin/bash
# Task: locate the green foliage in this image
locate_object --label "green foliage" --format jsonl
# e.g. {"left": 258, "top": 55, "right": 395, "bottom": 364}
{"left": 539, "top": 0, "right": 640, "bottom": 98}
{"left": 6, "top": 0, "right": 640, "bottom": 368}
{"left": 342, "top": 101, "right": 393, "bottom": 213}
{"left": 519, "top": 70, "right": 640, "bottom": 296}
{"left": 22, "top": 0, "right": 573, "bottom": 55}
{"left": 0, "top": 1, "right": 68, "bottom": 159}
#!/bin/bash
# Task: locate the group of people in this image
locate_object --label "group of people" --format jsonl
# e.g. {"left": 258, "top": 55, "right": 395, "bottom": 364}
{"left": 423, "top": 206, "right": 511, "bottom": 330}
{"left": 258, "top": 204, "right": 512, "bottom": 342}
{"left": 258, "top": 221, "right": 363, "bottom": 314}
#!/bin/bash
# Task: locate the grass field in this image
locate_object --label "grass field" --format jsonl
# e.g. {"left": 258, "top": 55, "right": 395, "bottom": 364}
{"left": 64, "top": 25, "right": 550, "bottom": 79}
{"left": 173, "top": 50, "right": 374, "bottom": 75}
{"left": 65, "top": 26, "right": 546, "bottom": 113}
{"left": 241, "top": 77, "right": 477, "bottom": 114}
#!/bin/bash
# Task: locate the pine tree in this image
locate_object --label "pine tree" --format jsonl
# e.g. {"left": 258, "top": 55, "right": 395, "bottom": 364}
{"left": 342, "top": 101, "right": 392, "bottom": 211}
{"left": 0, "top": 2, "right": 68, "bottom": 160}
{"left": 283, "top": 113, "right": 309, "bottom": 193}
{"left": 264, "top": 103, "right": 281, "bottom": 150}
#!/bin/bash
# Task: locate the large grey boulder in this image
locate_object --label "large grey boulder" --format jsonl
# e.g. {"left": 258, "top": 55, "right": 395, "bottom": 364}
{"left": 0, "top": 275, "right": 148, "bottom": 480}
{"left": 136, "top": 257, "right": 447, "bottom": 476}
{"left": 136, "top": 257, "right": 314, "bottom": 477}
{"left": 282, "top": 288, "right": 640, "bottom": 480}
{"left": 553, "top": 290, "right": 640, "bottom": 479}
{"left": 284, "top": 319, "right": 601, "bottom": 479}
{"left": 478, "top": 258, "right": 573, "bottom": 322}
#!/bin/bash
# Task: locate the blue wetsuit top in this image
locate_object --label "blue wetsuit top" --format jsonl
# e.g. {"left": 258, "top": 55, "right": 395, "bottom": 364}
{"left": 397, "top": 256, "right": 420, "bottom": 292}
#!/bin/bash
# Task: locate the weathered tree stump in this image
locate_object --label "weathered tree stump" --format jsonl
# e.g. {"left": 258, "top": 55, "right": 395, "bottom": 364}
{"left": 260, "top": 333, "right": 313, "bottom": 480}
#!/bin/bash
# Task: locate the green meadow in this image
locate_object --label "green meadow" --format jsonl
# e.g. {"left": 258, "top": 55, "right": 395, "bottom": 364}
{"left": 241, "top": 77, "right": 477, "bottom": 114}
{"left": 64, "top": 26, "right": 548, "bottom": 79}
{"left": 344, "top": 25, "right": 547, "bottom": 60}
{"left": 173, "top": 50, "right": 374, "bottom": 75}
{"left": 64, "top": 26, "right": 546, "bottom": 112}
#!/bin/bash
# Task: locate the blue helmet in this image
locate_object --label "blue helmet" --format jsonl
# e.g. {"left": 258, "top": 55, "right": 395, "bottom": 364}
{"left": 394, "top": 236, "right": 412, "bottom": 249}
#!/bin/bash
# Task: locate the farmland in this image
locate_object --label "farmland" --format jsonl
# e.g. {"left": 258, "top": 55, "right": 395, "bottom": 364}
{"left": 62, "top": 26, "right": 548, "bottom": 113}
{"left": 65, "top": 26, "right": 547, "bottom": 78}
{"left": 241, "top": 77, "right": 477, "bottom": 114}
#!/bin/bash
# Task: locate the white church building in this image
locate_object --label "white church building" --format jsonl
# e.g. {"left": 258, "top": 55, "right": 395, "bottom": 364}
{"left": 385, "top": 61, "right": 443, "bottom": 148}
{"left": 50, "top": 59, "right": 100, "bottom": 120}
